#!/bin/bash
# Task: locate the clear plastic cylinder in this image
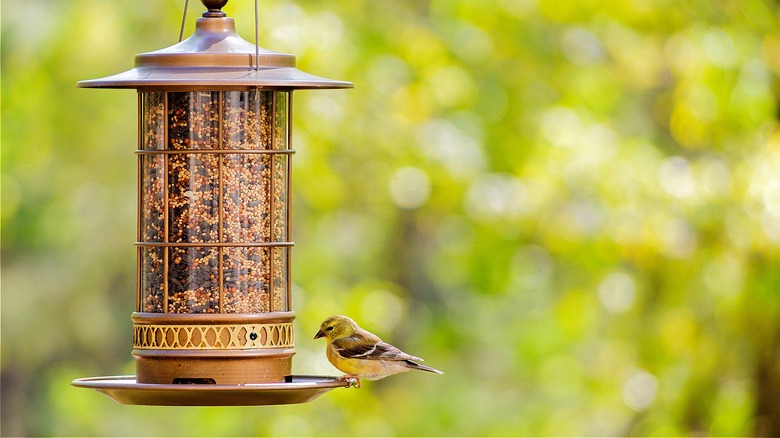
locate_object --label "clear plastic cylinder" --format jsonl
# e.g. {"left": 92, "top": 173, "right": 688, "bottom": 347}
{"left": 138, "top": 90, "right": 291, "bottom": 314}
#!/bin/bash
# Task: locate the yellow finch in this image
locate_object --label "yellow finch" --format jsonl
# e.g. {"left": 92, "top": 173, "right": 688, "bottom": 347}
{"left": 314, "top": 314, "right": 443, "bottom": 388}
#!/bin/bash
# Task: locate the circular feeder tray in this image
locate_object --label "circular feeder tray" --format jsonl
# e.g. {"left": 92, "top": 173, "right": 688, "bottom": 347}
{"left": 72, "top": 375, "right": 351, "bottom": 406}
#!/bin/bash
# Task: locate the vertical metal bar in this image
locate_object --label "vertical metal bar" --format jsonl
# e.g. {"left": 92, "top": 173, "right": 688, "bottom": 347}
{"left": 218, "top": 92, "right": 225, "bottom": 313}
{"left": 269, "top": 91, "right": 276, "bottom": 313}
{"left": 163, "top": 92, "right": 170, "bottom": 314}
{"left": 286, "top": 91, "right": 293, "bottom": 311}
{"left": 137, "top": 92, "right": 143, "bottom": 312}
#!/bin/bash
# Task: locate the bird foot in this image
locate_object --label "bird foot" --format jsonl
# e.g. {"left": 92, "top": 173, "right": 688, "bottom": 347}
{"left": 339, "top": 376, "right": 361, "bottom": 388}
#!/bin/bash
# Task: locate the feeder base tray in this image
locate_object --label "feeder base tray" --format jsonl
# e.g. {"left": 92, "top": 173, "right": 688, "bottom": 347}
{"left": 72, "top": 375, "right": 350, "bottom": 406}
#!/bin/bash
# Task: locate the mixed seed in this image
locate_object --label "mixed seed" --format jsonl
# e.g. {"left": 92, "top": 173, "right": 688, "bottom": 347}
{"left": 139, "top": 90, "right": 289, "bottom": 314}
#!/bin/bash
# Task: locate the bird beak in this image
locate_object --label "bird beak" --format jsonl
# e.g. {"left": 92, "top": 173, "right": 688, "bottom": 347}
{"left": 314, "top": 329, "right": 325, "bottom": 340}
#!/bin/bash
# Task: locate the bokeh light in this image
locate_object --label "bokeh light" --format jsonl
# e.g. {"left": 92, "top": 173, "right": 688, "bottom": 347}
{"left": 3, "top": 0, "right": 780, "bottom": 436}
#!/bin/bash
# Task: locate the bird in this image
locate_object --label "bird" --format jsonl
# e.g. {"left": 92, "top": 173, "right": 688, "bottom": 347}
{"left": 314, "top": 314, "right": 443, "bottom": 388}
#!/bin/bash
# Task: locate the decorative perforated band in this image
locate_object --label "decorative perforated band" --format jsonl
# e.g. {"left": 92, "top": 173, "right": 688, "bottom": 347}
{"left": 133, "top": 322, "right": 293, "bottom": 350}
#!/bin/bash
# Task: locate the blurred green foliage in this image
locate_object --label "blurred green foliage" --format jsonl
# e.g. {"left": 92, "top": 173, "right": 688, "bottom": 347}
{"left": 3, "top": 0, "right": 780, "bottom": 435}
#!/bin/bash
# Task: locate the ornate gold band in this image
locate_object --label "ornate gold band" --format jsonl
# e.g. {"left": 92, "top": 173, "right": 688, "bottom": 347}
{"left": 133, "top": 322, "right": 293, "bottom": 350}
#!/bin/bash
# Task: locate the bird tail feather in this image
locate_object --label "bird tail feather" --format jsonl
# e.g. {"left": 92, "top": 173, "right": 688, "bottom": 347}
{"left": 404, "top": 360, "right": 444, "bottom": 375}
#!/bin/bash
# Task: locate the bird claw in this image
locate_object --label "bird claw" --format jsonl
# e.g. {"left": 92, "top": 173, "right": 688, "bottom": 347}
{"left": 339, "top": 376, "right": 360, "bottom": 389}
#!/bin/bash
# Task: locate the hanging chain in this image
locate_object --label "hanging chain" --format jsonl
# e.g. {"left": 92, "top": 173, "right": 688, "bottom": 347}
{"left": 179, "top": 0, "right": 191, "bottom": 42}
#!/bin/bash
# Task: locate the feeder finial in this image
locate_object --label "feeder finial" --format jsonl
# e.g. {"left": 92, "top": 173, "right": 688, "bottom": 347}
{"left": 202, "top": 0, "right": 228, "bottom": 17}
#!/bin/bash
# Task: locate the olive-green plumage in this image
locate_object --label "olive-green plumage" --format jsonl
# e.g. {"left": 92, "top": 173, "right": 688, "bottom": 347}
{"left": 314, "top": 315, "right": 443, "bottom": 386}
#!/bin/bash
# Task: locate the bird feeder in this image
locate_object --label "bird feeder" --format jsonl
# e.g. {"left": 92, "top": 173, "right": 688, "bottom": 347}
{"left": 72, "top": 0, "right": 352, "bottom": 406}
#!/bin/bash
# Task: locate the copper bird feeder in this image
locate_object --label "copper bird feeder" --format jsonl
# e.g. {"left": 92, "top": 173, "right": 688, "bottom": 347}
{"left": 72, "top": 0, "right": 353, "bottom": 406}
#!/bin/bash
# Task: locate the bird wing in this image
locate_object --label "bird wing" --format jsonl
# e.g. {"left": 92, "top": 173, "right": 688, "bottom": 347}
{"left": 332, "top": 336, "right": 424, "bottom": 363}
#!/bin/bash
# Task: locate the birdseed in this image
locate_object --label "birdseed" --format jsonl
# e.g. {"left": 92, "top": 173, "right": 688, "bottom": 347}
{"left": 138, "top": 90, "right": 289, "bottom": 314}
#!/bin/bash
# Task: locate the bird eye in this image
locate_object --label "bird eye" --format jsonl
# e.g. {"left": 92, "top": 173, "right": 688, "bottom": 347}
{"left": 326, "top": 326, "right": 334, "bottom": 331}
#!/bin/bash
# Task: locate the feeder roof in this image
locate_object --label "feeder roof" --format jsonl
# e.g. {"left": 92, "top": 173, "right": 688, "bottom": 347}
{"left": 78, "top": 15, "right": 352, "bottom": 90}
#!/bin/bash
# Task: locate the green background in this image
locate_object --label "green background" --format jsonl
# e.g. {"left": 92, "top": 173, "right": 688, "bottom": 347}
{"left": 3, "top": 0, "right": 780, "bottom": 435}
